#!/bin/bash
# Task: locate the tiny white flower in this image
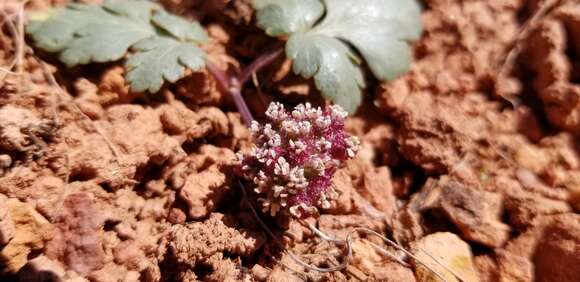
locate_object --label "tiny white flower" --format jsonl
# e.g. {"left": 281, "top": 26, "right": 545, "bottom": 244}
{"left": 315, "top": 116, "right": 331, "bottom": 128}
{"left": 263, "top": 124, "right": 275, "bottom": 138}
{"left": 281, "top": 120, "right": 298, "bottom": 135}
{"left": 321, "top": 199, "right": 331, "bottom": 209}
{"left": 309, "top": 157, "right": 326, "bottom": 175}
{"left": 258, "top": 170, "right": 266, "bottom": 180}
{"left": 289, "top": 139, "right": 306, "bottom": 153}
{"left": 274, "top": 157, "right": 290, "bottom": 176}
{"left": 298, "top": 121, "right": 311, "bottom": 134}
{"left": 273, "top": 185, "right": 285, "bottom": 198}
{"left": 330, "top": 104, "right": 348, "bottom": 118}
{"left": 268, "top": 134, "right": 281, "bottom": 147}
{"left": 250, "top": 121, "right": 260, "bottom": 134}
{"left": 292, "top": 110, "right": 304, "bottom": 119}
{"left": 316, "top": 137, "right": 332, "bottom": 151}
{"left": 265, "top": 102, "right": 286, "bottom": 120}
{"left": 347, "top": 148, "right": 355, "bottom": 157}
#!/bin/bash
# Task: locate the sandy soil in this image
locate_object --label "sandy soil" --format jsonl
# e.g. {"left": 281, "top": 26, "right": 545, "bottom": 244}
{"left": 0, "top": 0, "right": 579, "bottom": 281}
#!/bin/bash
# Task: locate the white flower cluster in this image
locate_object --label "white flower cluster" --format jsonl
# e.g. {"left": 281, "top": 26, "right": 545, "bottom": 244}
{"left": 237, "top": 102, "right": 359, "bottom": 217}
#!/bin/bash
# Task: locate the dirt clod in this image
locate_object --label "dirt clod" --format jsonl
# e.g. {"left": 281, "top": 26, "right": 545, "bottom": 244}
{"left": 45, "top": 193, "right": 105, "bottom": 276}
{"left": 166, "top": 213, "right": 265, "bottom": 279}
{"left": 0, "top": 199, "right": 53, "bottom": 274}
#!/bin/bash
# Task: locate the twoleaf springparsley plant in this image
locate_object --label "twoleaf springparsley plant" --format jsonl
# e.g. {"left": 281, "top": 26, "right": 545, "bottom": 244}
{"left": 235, "top": 102, "right": 360, "bottom": 218}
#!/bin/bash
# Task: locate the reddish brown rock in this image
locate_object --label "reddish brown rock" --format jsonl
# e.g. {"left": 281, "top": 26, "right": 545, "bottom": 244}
{"left": 326, "top": 169, "right": 356, "bottom": 214}
{"left": 473, "top": 255, "right": 498, "bottom": 282}
{"left": 167, "top": 213, "right": 265, "bottom": 268}
{"left": 45, "top": 193, "right": 105, "bottom": 276}
{"left": 395, "top": 178, "right": 510, "bottom": 248}
{"left": 0, "top": 196, "right": 14, "bottom": 245}
{"left": 522, "top": 4, "right": 580, "bottom": 135}
{"left": 351, "top": 240, "right": 416, "bottom": 282}
{"left": 503, "top": 189, "right": 570, "bottom": 228}
{"left": 496, "top": 250, "right": 533, "bottom": 282}
{"left": 359, "top": 166, "right": 397, "bottom": 218}
{"left": 318, "top": 214, "right": 385, "bottom": 240}
{"left": 392, "top": 206, "right": 424, "bottom": 245}
{"left": 0, "top": 199, "right": 53, "bottom": 274}
{"left": 60, "top": 104, "right": 183, "bottom": 190}
{"left": 437, "top": 182, "right": 510, "bottom": 248}
{"left": 533, "top": 214, "right": 580, "bottom": 282}
{"left": 167, "top": 208, "right": 186, "bottom": 224}
{"left": 18, "top": 255, "right": 88, "bottom": 282}
{"left": 0, "top": 105, "right": 50, "bottom": 151}
{"left": 0, "top": 154, "right": 11, "bottom": 176}
{"left": 178, "top": 165, "right": 228, "bottom": 219}
{"left": 113, "top": 240, "right": 147, "bottom": 271}
{"left": 88, "top": 262, "right": 136, "bottom": 282}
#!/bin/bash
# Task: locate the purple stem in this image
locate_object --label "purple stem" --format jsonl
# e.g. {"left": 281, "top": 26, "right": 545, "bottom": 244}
{"left": 229, "top": 79, "right": 255, "bottom": 127}
{"left": 205, "top": 47, "right": 283, "bottom": 127}
{"left": 238, "top": 47, "right": 283, "bottom": 86}
{"left": 205, "top": 61, "right": 254, "bottom": 126}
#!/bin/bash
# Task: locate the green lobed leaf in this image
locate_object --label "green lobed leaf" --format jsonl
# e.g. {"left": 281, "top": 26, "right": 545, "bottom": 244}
{"left": 287, "top": 33, "right": 364, "bottom": 113}
{"left": 26, "top": 4, "right": 105, "bottom": 53}
{"left": 125, "top": 36, "right": 206, "bottom": 93}
{"left": 103, "top": 0, "right": 161, "bottom": 22}
{"left": 313, "top": 0, "right": 422, "bottom": 81}
{"left": 151, "top": 10, "right": 209, "bottom": 43}
{"left": 254, "top": 0, "right": 423, "bottom": 113}
{"left": 253, "top": 0, "right": 324, "bottom": 36}
{"left": 27, "top": 1, "right": 158, "bottom": 66}
{"left": 26, "top": 0, "right": 209, "bottom": 94}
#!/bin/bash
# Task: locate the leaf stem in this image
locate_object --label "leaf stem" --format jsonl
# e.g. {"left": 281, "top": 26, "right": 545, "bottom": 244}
{"left": 205, "top": 60, "right": 254, "bottom": 126}
{"left": 205, "top": 47, "right": 283, "bottom": 127}
{"left": 238, "top": 47, "right": 283, "bottom": 86}
{"left": 229, "top": 79, "right": 254, "bottom": 127}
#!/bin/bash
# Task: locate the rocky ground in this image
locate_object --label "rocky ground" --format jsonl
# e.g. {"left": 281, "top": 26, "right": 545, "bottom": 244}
{"left": 0, "top": 0, "right": 579, "bottom": 281}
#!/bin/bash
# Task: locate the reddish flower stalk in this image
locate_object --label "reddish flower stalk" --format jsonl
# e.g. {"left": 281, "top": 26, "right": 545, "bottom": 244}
{"left": 235, "top": 102, "right": 360, "bottom": 218}
{"left": 205, "top": 47, "right": 283, "bottom": 127}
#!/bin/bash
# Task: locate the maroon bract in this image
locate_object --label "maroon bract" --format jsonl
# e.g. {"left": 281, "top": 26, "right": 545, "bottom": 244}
{"left": 235, "top": 102, "right": 360, "bottom": 217}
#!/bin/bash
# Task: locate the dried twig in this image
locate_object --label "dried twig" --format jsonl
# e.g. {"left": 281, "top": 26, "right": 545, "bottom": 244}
{"left": 495, "top": 0, "right": 563, "bottom": 108}
{"left": 0, "top": 1, "right": 25, "bottom": 85}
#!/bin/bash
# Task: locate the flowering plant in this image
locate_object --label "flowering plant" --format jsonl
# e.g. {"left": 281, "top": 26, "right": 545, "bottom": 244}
{"left": 236, "top": 102, "right": 359, "bottom": 217}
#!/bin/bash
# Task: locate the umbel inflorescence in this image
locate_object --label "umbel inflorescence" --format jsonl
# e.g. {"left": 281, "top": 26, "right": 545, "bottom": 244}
{"left": 236, "top": 102, "right": 360, "bottom": 218}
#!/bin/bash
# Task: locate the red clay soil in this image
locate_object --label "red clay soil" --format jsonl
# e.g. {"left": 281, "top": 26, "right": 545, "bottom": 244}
{"left": 1, "top": 0, "right": 579, "bottom": 281}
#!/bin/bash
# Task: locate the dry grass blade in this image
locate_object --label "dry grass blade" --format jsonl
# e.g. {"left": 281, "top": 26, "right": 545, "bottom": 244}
{"left": 0, "top": 1, "right": 25, "bottom": 86}
{"left": 347, "top": 228, "right": 451, "bottom": 282}
{"left": 495, "top": 0, "right": 563, "bottom": 108}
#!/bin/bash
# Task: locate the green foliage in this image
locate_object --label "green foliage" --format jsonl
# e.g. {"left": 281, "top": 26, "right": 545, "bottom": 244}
{"left": 26, "top": 0, "right": 208, "bottom": 93}
{"left": 254, "top": 0, "right": 423, "bottom": 113}
{"left": 255, "top": 0, "right": 323, "bottom": 36}
{"left": 126, "top": 37, "right": 206, "bottom": 93}
{"left": 287, "top": 34, "right": 364, "bottom": 112}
